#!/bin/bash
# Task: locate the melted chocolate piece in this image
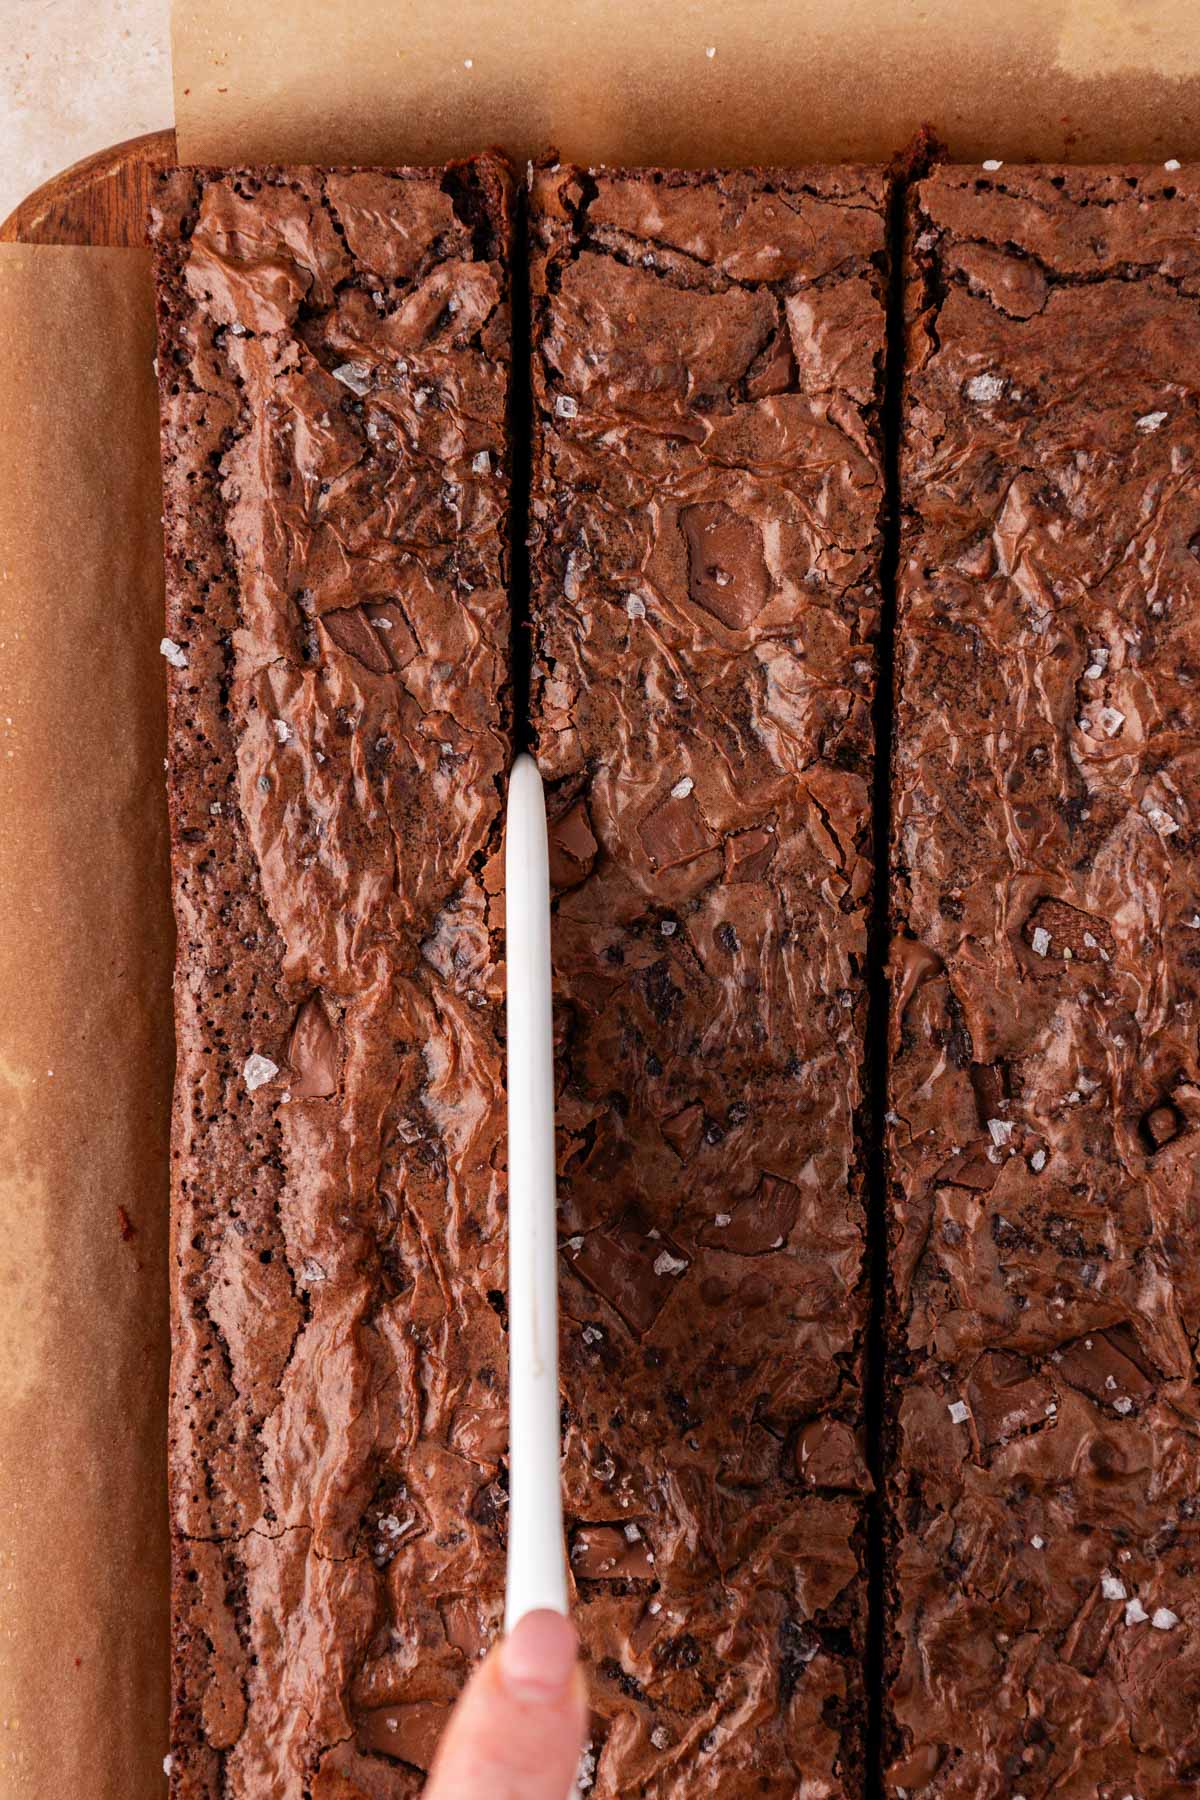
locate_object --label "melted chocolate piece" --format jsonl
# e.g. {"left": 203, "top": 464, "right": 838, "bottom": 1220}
{"left": 889, "top": 165, "right": 1200, "bottom": 1795}
{"left": 530, "top": 163, "right": 888, "bottom": 1798}
{"left": 152, "top": 159, "right": 513, "bottom": 1796}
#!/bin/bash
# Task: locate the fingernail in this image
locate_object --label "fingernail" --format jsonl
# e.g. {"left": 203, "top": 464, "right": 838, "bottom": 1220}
{"left": 499, "top": 1609, "right": 578, "bottom": 1702}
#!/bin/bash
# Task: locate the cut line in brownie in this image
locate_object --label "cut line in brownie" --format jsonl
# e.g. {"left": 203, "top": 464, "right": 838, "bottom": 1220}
{"left": 152, "top": 156, "right": 514, "bottom": 1797}
{"left": 888, "top": 164, "right": 1200, "bottom": 1794}
{"left": 529, "top": 162, "right": 889, "bottom": 1797}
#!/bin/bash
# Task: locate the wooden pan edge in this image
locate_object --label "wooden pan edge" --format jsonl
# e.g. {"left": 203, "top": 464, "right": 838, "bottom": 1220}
{"left": 0, "top": 129, "right": 178, "bottom": 248}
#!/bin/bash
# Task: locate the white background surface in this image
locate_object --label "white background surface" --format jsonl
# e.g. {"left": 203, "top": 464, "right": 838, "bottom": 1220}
{"left": 2, "top": 0, "right": 172, "bottom": 220}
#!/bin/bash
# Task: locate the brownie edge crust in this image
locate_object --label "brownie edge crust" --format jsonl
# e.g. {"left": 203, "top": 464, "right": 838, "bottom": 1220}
{"left": 152, "top": 160, "right": 514, "bottom": 1797}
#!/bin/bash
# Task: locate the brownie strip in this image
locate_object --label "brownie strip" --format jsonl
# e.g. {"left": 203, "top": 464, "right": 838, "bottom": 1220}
{"left": 152, "top": 159, "right": 513, "bottom": 1797}
{"left": 888, "top": 165, "right": 1200, "bottom": 1792}
{"left": 529, "top": 163, "right": 888, "bottom": 1796}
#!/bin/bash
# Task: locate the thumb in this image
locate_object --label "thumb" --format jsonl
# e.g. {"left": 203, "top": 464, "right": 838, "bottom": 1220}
{"left": 426, "top": 1609, "right": 588, "bottom": 1800}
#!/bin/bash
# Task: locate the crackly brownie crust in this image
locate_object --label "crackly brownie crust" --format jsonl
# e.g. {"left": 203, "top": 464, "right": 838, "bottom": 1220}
{"left": 528, "top": 163, "right": 889, "bottom": 1796}
{"left": 152, "top": 158, "right": 513, "bottom": 1797}
{"left": 888, "top": 165, "right": 1200, "bottom": 1793}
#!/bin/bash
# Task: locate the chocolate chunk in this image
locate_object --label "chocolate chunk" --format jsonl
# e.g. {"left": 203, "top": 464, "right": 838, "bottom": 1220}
{"left": 286, "top": 992, "right": 338, "bottom": 1098}
{"left": 697, "top": 1174, "right": 799, "bottom": 1255}
{"left": 890, "top": 935, "right": 945, "bottom": 1021}
{"left": 356, "top": 1701, "right": 450, "bottom": 1768}
{"left": 680, "top": 501, "right": 773, "bottom": 630}
{"left": 723, "top": 826, "right": 775, "bottom": 883}
{"left": 794, "top": 1419, "right": 871, "bottom": 1491}
{"left": 547, "top": 798, "right": 599, "bottom": 890}
{"left": 321, "top": 604, "right": 394, "bottom": 675}
{"left": 964, "top": 1351, "right": 1056, "bottom": 1447}
{"left": 570, "top": 1524, "right": 656, "bottom": 1581}
{"left": 565, "top": 1214, "right": 690, "bottom": 1337}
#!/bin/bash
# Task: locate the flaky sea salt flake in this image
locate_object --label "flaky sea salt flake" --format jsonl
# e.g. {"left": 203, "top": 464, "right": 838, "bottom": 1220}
{"left": 966, "top": 372, "right": 1004, "bottom": 403}
{"left": 332, "top": 361, "right": 371, "bottom": 395}
{"left": 626, "top": 594, "right": 647, "bottom": 619}
{"left": 242, "top": 1053, "right": 278, "bottom": 1092}
{"left": 1152, "top": 1607, "right": 1180, "bottom": 1630}
{"left": 555, "top": 394, "right": 578, "bottom": 419}
{"left": 653, "top": 1249, "right": 688, "bottom": 1277}
{"left": 1030, "top": 1149, "right": 1047, "bottom": 1172}
{"left": 1031, "top": 926, "right": 1052, "bottom": 957}
{"left": 670, "top": 776, "right": 694, "bottom": 799}
{"left": 563, "top": 551, "right": 585, "bottom": 602}
{"left": 982, "top": 158, "right": 1003, "bottom": 170}
{"left": 987, "top": 1118, "right": 1013, "bottom": 1146}
{"left": 1125, "top": 1597, "right": 1150, "bottom": 1625}
{"left": 1102, "top": 1575, "right": 1127, "bottom": 1600}
{"left": 1144, "top": 802, "right": 1180, "bottom": 836}
{"left": 948, "top": 1400, "right": 970, "bottom": 1425}
{"left": 1136, "top": 410, "right": 1169, "bottom": 433}
{"left": 160, "top": 636, "right": 189, "bottom": 669}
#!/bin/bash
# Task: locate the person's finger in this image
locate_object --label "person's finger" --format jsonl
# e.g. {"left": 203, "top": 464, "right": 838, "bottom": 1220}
{"left": 425, "top": 1609, "right": 588, "bottom": 1800}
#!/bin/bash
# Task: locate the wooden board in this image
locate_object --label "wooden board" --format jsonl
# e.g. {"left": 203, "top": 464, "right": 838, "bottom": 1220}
{"left": 0, "top": 130, "right": 177, "bottom": 248}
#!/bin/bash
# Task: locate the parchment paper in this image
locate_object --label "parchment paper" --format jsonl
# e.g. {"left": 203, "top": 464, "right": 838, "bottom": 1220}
{"left": 0, "top": 244, "right": 171, "bottom": 1799}
{"left": 174, "top": 0, "right": 1200, "bottom": 170}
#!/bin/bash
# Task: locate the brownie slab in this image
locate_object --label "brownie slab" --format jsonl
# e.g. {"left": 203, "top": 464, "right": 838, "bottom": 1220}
{"left": 529, "top": 163, "right": 888, "bottom": 1796}
{"left": 152, "top": 159, "right": 513, "bottom": 1797}
{"left": 889, "top": 165, "right": 1200, "bottom": 1793}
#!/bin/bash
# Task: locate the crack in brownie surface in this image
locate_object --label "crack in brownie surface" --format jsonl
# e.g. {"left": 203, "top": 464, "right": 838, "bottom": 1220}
{"left": 888, "top": 165, "right": 1200, "bottom": 1795}
{"left": 529, "top": 163, "right": 888, "bottom": 1796}
{"left": 152, "top": 158, "right": 513, "bottom": 1798}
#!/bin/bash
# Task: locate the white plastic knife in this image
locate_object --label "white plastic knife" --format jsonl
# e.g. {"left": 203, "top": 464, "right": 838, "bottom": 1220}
{"left": 504, "top": 754, "right": 570, "bottom": 1636}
